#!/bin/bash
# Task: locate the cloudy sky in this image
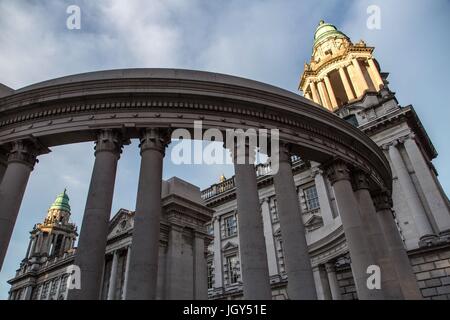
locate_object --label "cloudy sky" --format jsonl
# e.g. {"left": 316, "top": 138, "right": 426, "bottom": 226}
{"left": 0, "top": 0, "right": 449, "bottom": 299}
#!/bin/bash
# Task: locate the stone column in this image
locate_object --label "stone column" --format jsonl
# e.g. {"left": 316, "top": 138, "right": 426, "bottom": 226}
{"left": 311, "top": 166, "right": 335, "bottom": 226}
{"left": 351, "top": 58, "right": 369, "bottom": 96}
{"left": 0, "top": 140, "right": 46, "bottom": 271}
{"left": 388, "top": 141, "right": 435, "bottom": 241}
{"left": 0, "top": 151, "right": 7, "bottom": 183}
{"left": 324, "top": 74, "right": 338, "bottom": 109}
{"left": 367, "top": 58, "right": 384, "bottom": 90}
{"left": 317, "top": 80, "right": 332, "bottom": 110}
{"left": 404, "top": 136, "right": 450, "bottom": 233}
{"left": 194, "top": 232, "right": 208, "bottom": 300}
{"left": 212, "top": 217, "right": 223, "bottom": 288}
{"left": 309, "top": 81, "right": 321, "bottom": 105}
{"left": 353, "top": 171, "right": 403, "bottom": 299}
{"left": 232, "top": 143, "right": 272, "bottom": 300}
{"left": 68, "top": 129, "right": 124, "bottom": 300}
{"left": 126, "top": 128, "right": 170, "bottom": 300}
{"left": 325, "top": 262, "right": 341, "bottom": 300}
{"left": 325, "top": 161, "right": 384, "bottom": 299}
{"left": 260, "top": 198, "right": 278, "bottom": 276}
{"left": 373, "top": 191, "right": 423, "bottom": 300}
{"left": 338, "top": 66, "right": 356, "bottom": 101}
{"left": 121, "top": 246, "right": 131, "bottom": 300}
{"left": 273, "top": 143, "right": 317, "bottom": 300}
{"left": 107, "top": 251, "right": 119, "bottom": 300}
{"left": 312, "top": 266, "right": 326, "bottom": 300}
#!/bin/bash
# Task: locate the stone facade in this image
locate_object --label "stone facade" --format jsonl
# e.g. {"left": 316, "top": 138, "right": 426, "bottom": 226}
{"left": 6, "top": 21, "right": 450, "bottom": 300}
{"left": 8, "top": 177, "right": 213, "bottom": 300}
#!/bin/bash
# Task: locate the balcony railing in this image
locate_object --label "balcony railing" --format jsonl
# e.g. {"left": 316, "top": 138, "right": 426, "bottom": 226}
{"left": 201, "top": 156, "right": 303, "bottom": 200}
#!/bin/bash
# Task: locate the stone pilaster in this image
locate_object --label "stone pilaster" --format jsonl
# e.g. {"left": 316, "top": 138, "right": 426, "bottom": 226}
{"left": 311, "top": 164, "right": 335, "bottom": 226}
{"left": 403, "top": 135, "right": 450, "bottom": 233}
{"left": 260, "top": 197, "right": 278, "bottom": 276}
{"left": 325, "top": 262, "right": 341, "bottom": 300}
{"left": 194, "top": 232, "right": 208, "bottom": 300}
{"left": 107, "top": 251, "right": 119, "bottom": 300}
{"left": 387, "top": 141, "right": 435, "bottom": 244}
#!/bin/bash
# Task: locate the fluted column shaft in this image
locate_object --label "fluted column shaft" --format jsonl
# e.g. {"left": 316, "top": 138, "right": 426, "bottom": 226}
{"left": 388, "top": 141, "right": 434, "bottom": 240}
{"left": 273, "top": 144, "right": 316, "bottom": 300}
{"left": 0, "top": 140, "right": 44, "bottom": 271}
{"left": 126, "top": 128, "right": 170, "bottom": 300}
{"left": 325, "top": 161, "right": 384, "bottom": 299}
{"left": 374, "top": 191, "right": 423, "bottom": 299}
{"left": 232, "top": 143, "right": 272, "bottom": 300}
{"left": 353, "top": 172, "right": 403, "bottom": 299}
{"left": 68, "top": 130, "right": 124, "bottom": 300}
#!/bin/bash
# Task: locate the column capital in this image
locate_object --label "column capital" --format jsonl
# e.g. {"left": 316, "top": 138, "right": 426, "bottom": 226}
{"left": 324, "top": 160, "right": 350, "bottom": 185}
{"left": 260, "top": 197, "right": 270, "bottom": 205}
{"left": 352, "top": 170, "right": 370, "bottom": 190}
{"left": 372, "top": 190, "right": 393, "bottom": 212}
{"left": 94, "top": 129, "right": 126, "bottom": 157}
{"left": 139, "top": 128, "right": 171, "bottom": 155}
{"left": 310, "top": 166, "right": 324, "bottom": 178}
{"left": 227, "top": 139, "right": 257, "bottom": 165}
{"left": 324, "top": 262, "right": 336, "bottom": 273}
{"left": 6, "top": 139, "right": 50, "bottom": 169}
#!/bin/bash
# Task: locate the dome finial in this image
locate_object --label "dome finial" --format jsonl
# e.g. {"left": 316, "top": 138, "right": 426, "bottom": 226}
{"left": 319, "top": 20, "right": 325, "bottom": 25}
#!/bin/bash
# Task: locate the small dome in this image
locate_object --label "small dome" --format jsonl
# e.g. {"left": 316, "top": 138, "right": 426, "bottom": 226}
{"left": 314, "top": 20, "right": 348, "bottom": 46}
{"left": 49, "top": 189, "right": 71, "bottom": 212}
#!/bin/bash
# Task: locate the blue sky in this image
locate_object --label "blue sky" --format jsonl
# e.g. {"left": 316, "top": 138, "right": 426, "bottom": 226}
{"left": 0, "top": 0, "right": 449, "bottom": 299}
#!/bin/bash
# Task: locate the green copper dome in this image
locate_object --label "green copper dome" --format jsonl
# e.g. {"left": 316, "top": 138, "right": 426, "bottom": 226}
{"left": 314, "top": 20, "right": 348, "bottom": 46}
{"left": 49, "top": 189, "right": 71, "bottom": 212}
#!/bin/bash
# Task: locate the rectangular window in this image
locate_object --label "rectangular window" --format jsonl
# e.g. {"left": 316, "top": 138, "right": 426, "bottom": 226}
{"left": 304, "top": 186, "right": 320, "bottom": 211}
{"left": 59, "top": 274, "right": 69, "bottom": 295}
{"left": 224, "top": 216, "right": 237, "bottom": 237}
{"left": 207, "top": 262, "right": 213, "bottom": 289}
{"left": 49, "top": 279, "right": 58, "bottom": 298}
{"left": 226, "top": 255, "right": 239, "bottom": 285}
{"left": 40, "top": 281, "right": 50, "bottom": 300}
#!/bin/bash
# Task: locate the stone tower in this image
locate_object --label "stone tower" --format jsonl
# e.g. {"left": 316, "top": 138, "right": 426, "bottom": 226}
{"left": 300, "top": 20, "right": 384, "bottom": 111}
{"left": 300, "top": 21, "right": 450, "bottom": 250}
{"left": 22, "top": 190, "right": 78, "bottom": 269}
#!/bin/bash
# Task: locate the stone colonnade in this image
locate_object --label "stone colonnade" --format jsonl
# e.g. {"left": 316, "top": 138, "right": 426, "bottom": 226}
{"left": 0, "top": 129, "right": 421, "bottom": 300}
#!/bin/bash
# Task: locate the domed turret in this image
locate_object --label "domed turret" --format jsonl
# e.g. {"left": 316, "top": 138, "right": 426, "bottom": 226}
{"left": 314, "top": 20, "right": 349, "bottom": 47}
{"left": 49, "top": 189, "right": 71, "bottom": 212}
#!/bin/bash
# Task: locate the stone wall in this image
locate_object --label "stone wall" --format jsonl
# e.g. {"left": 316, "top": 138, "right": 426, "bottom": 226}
{"left": 336, "top": 266, "right": 357, "bottom": 300}
{"left": 410, "top": 244, "right": 450, "bottom": 300}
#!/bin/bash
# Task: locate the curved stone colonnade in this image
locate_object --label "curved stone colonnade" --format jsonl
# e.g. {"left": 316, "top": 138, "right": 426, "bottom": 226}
{"left": 0, "top": 69, "right": 418, "bottom": 299}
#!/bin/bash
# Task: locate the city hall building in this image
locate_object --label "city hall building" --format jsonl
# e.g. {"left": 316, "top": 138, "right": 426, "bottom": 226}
{"left": 5, "top": 21, "right": 450, "bottom": 300}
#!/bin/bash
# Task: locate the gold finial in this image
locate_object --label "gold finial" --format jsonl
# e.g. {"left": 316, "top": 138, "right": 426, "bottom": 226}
{"left": 219, "top": 174, "right": 226, "bottom": 182}
{"left": 319, "top": 20, "right": 325, "bottom": 25}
